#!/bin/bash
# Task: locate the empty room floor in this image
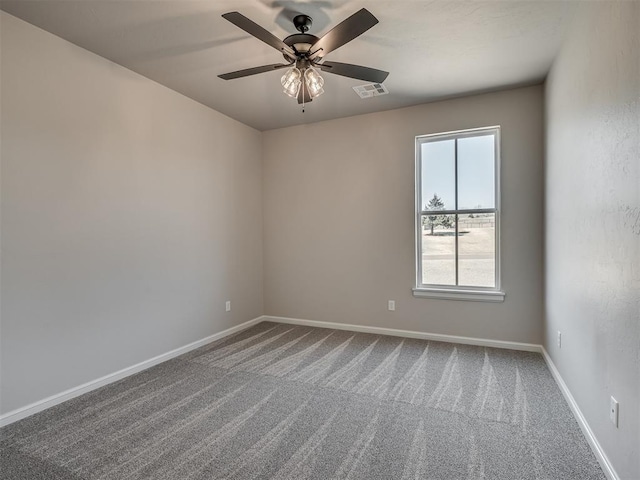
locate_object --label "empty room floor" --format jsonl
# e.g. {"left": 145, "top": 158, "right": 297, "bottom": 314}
{"left": 0, "top": 322, "right": 604, "bottom": 479}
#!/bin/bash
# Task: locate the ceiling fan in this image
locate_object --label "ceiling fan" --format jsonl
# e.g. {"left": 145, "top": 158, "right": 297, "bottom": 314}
{"left": 218, "top": 8, "right": 389, "bottom": 105}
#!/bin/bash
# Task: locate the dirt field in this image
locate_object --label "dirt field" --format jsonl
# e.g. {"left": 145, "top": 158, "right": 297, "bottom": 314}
{"left": 421, "top": 225, "right": 495, "bottom": 287}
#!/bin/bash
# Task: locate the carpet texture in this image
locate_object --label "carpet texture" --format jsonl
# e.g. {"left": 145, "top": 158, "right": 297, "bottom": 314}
{"left": 1, "top": 322, "right": 605, "bottom": 479}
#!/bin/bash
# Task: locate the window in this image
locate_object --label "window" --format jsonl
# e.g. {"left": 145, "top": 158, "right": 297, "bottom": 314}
{"left": 414, "top": 126, "right": 504, "bottom": 302}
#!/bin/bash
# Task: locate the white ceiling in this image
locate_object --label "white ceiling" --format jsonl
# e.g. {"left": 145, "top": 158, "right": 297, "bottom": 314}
{"left": 0, "top": 1, "right": 577, "bottom": 131}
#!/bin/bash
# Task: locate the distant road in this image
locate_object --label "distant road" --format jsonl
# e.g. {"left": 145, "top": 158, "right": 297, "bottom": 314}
{"left": 423, "top": 254, "right": 494, "bottom": 260}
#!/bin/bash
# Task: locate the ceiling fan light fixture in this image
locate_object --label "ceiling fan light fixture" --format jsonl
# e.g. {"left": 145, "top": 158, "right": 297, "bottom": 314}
{"left": 281, "top": 67, "right": 302, "bottom": 97}
{"left": 304, "top": 66, "right": 325, "bottom": 98}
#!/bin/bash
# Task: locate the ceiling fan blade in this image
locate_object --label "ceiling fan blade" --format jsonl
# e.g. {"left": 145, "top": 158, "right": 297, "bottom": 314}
{"left": 297, "top": 85, "right": 312, "bottom": 104}
{"left": 308, "top": 8, "right": 378, "bottom": 61}
{"left": 319, "top": 61, "right": 389, "bottom": 83}
{"left": 218, "top": 63, "right": 292, "bottom": 80}
{"left": 222, "top": 12, "right": 295, "bottom": 57}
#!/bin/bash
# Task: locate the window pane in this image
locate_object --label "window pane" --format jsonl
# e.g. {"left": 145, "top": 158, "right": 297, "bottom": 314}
{"left": 457, "top": 134, "right": 495, "bottom": 210}
{"left": 421, "top": 214, "right": 456, "bottom": 285}
{"left": 421, "top": 140, "right": 455, "bottom": 212}
{"left": 458, "top": 213, "right": 495, "bottom": 287}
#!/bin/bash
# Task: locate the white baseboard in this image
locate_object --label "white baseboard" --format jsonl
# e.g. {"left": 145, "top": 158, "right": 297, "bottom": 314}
{"left": 540, "top": 347, "right": 619, "bottom": 480}
{"left": 0, "top": 316, "right": 263, "bottom": 428}
{"left": 262, "top": 315, "right": 542, "bottom": 352}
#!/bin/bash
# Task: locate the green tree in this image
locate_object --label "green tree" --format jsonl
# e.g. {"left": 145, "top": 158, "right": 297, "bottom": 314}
{"left": 424, "top": 194, "right": 453, "bottom": 235}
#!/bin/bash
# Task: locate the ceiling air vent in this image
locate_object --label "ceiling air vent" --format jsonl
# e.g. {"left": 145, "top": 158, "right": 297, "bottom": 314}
{"left": 353, "top": 83, "right": 389, "bottom": 98}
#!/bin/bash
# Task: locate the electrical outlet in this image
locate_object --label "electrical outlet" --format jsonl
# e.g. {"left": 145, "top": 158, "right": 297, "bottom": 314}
{"left": 225, "top": 301, "right": 231, "bottom": 312}
{"left": 610, "top": 396, "right": 619, "bottom": 427}
{"left": 557, "top": 331, "right": 562, "bottom": 349}
{"left": 388, "top": 300, "right": 395, "bottom": 311}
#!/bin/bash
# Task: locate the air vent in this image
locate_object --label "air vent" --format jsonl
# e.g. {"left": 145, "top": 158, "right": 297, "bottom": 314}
{"left": 353, "top": 83, "right": 389, "bottom": 98}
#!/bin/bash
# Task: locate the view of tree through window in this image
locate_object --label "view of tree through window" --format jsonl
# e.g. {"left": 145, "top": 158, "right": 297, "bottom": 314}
{"left": 416, "top": 127, "right": 500, "bottom": 290}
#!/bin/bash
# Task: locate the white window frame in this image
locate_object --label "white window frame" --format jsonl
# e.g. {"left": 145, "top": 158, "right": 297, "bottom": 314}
{"left": 413, "top": 126, "right": 504, "bottom": 302}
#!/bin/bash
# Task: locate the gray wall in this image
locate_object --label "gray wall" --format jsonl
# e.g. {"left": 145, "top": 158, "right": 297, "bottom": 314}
{"left": 544, "top": 2, "right": 640, "bottom": 478}
{"left": 0, "top": 13, "right": 263, "bottom": 414}
{"left": 263, "top": 85, "right": 544, "bottom": 344}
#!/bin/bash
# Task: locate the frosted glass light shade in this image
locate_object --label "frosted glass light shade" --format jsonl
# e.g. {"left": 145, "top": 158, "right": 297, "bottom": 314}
{"left": 304, "top": 67, "right": 324, "bottom": 98}
{"left": 281, "top": 67, "right": 302, "bottom": 97}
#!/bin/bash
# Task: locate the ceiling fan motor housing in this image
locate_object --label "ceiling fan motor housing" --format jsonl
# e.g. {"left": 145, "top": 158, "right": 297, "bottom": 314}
{"left": 283, "top": 33, "right": 320, "bottom": 62}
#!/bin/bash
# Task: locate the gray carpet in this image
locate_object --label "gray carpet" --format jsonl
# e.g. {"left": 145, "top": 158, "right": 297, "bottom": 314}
{"left": 1, "top": 322, "right": 605, "bottom": 479}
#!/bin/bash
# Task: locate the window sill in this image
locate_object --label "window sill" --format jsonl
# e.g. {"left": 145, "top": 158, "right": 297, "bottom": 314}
{"left": 412, "top": 288, "right": 505, "bottom": 303}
